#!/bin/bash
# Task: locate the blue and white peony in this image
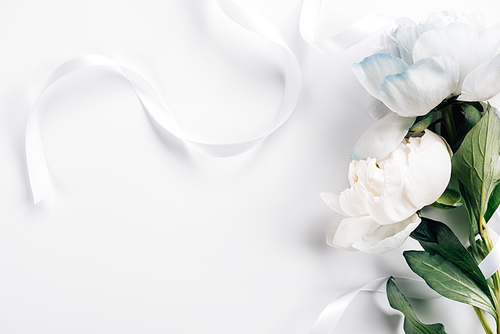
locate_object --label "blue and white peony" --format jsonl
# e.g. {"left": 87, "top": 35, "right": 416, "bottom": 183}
{"left": 351, "top": 10, "right": 500, "bottom": 160}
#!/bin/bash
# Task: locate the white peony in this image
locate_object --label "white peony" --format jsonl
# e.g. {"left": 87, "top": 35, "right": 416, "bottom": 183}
{"left": 321, "top": 130, "right": 451, "bottom": 254}
{"left": 350, "top": 10, "right": 500, "bottom": 161}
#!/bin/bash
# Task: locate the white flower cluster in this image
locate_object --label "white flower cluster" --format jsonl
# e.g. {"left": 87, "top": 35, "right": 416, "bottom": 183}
{"left": 321, "top": 10, "right": 500, "bottom": 253}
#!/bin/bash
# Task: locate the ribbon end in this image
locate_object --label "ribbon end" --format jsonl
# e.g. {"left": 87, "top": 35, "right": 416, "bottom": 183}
{"left": 31, "top": 185, "right": 52, "bottom": 206}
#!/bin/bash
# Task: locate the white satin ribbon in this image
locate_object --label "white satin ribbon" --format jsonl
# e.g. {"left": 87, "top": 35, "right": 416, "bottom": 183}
{"left": 299, "top": 0, "right": 414, "bottom": 54}
{"left": 309, "top": 276, "right": 439, "bottom": 334}
{"left": 26, "top": 0, "right": 301, "bottom": 204}
{"left": 311, "top": 228, "right": 500, "bottom": 334}
{"left": 479, "top": 228, "right": 500, "bottom": 279}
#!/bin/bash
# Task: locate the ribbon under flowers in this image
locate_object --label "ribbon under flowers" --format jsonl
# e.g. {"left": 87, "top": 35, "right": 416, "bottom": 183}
{"left": 479, "top": 228, "right": 500, "bottom": 279}
{"left": 309, "top": 276, "right": 440, "bottom": 334}
{"left": 310, "top": 224, "right": 500, "bottom": 334}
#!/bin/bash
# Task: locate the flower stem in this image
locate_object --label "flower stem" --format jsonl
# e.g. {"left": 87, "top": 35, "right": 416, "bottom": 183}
{"left": 480, "top": 218, "right": 500, "bottom": 333}
{"left": 475, "top": 307, "right": 494, "bottom": 334}
{"left": 441, "top": 106, "right": 456, "bottom": 145}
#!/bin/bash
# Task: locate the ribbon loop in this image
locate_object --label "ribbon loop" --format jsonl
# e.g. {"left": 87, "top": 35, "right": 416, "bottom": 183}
{"left": 26, "top": 0, "right": 301, "bottom": 204}
{"left": 309, "top": 276, "right": 439, "bottom": 334}
{"left": 479, "top": 227, "right": 500, "bottom": 279}
{"left": 299, "top": 0, "right": 414, "bottom": 54}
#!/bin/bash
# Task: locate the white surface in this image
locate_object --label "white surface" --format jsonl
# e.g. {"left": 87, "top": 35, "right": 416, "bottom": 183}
{"left": 1, "top": 0, "right": 500, "bottom": 333}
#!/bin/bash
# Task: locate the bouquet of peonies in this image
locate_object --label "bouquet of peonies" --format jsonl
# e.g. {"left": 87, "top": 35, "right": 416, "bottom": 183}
{"left": 322, "top": 10, "right": 500, "bottom": 334}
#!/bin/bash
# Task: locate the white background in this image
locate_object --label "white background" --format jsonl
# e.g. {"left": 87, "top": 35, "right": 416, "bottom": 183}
{"left": 2, "top": 0, "right": 500, "bottom": 333}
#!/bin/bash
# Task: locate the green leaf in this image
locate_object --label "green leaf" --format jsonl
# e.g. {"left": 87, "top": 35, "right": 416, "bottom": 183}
{"left": 453, "top": 103, "right": 482, "bottom": 152}
{"left": 386, "top": 277, "right": 447, "bottom": 334}
{"left": 451, "top": 104, "right": 500, "bottom": 222}
{"left": 459, "top": 181, "right": 479, "bottom": 236}
{"left": 459, "top": 181, "right": 483, "bottom": 262}
{"left": 404, "top": 251, "right": 496, "bottom": 317}
{"left": 485, "top": 183, "right": 500, "bottom": 223}
{"left": 409, "top": 111, "right": 435, "bottom": 136}
{"left": 459, "top": 180, "right": 480, "bottom": 236}
{"left": 430, "top": 188, "right": 462, "bottom": 210}
{"left": 409, "top": 218, "right": 493, "bottom": 305}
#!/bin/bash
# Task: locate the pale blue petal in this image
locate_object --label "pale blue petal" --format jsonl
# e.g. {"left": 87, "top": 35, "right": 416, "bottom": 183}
{"left": 366, "top": 94, "right": 392, "bottom": 120}
{"left": 394, "top": 22, "right": 443, "bottom": 65}
{"left": 351, "top": 113, "right": 415, "bottom": 161}
{"left": 352, "top": 53, "right": 409, "bottom": 99}
{"left": 394, "top": 25, "right": 419, "bottom": 65}
{"left": 413, "top": 23, "right": 479, "bottom": 94}
{"left": 379, "top": 57, "right": 459, "bottom": 117}
{"left": 459, "top": 53, "right": 500, "bottom": 101}
{"left": 380, "top": 28, "right": 402, "bottom": 59}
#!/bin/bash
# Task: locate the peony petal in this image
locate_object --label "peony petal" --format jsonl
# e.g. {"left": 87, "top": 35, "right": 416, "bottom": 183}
{"left": 380, "top": 28, "right": 402, "bottom": 60}
{"left": 352, "top": 53, "right": 409, "bottom": 99}
{"left": 490, "top": 94, "right": 500, "bottom": 111}
{"left": 478, "top": 23, "right": 500, "bottom": 64}
{"left": 326, "top": 219, "right": 354, "bottom": 250}
{"left": 459, "top": 53, "right": 500, "bottom": 101}
{"left": 379, "top": 57, "right": 459, "bottom": 117}
{"left": 394, "top": 25, "right": 420, "bottom": 65}
{"left": 352, "top": 214, "right": 421, "bottom": 253}
{"left": 425, "top": 9, "right": 457, "bottom": 25}
{"left": 338, "top": 187, "right": 369, "bottom": 216}
{"left": 394, "top": 22, "right": 445, "bottom": 65}
{"left": 328, "top": 216, "right": 379, "bottom": 250}
{"left": 413, "top": 23, "right": 479, "bottom": 94}
{"left": 457, "top": 12, "right": 487, "bottom": 34}
{"left": 403, "top": 131, "right": 452, "bottom": 209}
{"left": 320, "top": 192, "right": 346, "bottom": 216}
{"left": 364, "top": 183, "right": 419, "bottom": 225}
{"left": 366, "top": 94, "right": 392, "bottom": 120}
{"left": 351, "top": 113, "right": 415, "bottom": 161}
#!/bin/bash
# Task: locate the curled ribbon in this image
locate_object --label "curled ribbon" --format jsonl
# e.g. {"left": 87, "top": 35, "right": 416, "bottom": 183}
{"left": 26, "top": 0, "right": 301, "bottom": 204}
{"left": 479, "top": 226, "right": 500, "bottom": 279}
{"left": 309, "top": 276, "right": 439, "bottom": 334}
{"left": 312, "top": 226, "right": 500, "bottom": 334}
{"left": 25, "top": 0, "right": 416, "bottom": 204}
{"left": 299, "top": 0, "right": 415, "bottom": 54}
{"left": 479, "top": 240, "right": 500, "bottom": 279}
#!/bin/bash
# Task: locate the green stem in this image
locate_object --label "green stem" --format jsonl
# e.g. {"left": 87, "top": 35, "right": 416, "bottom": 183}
{"left": 481, "top": 218, "right": 494, "bottom": 251}
{"left": 480, "top": 218, "right": 500, "bottom": 333}
{"left": 441, "top": 106, "right": 456, "bottom": 145}
{"left": 475, "top": 307, "right": 494, "bottom": 334}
